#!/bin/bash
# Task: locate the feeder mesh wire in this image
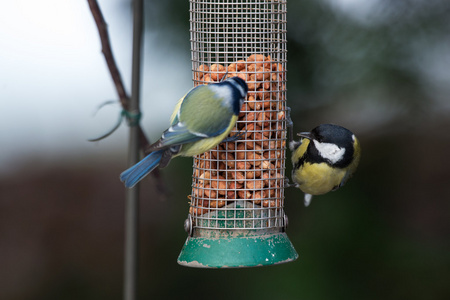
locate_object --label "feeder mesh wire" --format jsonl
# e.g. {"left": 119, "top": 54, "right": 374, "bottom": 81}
{"left": 189, "top": 0, "right": 287, "bottom": 230}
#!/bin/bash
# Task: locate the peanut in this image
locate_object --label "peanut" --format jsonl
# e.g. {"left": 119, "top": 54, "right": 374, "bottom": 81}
{"left": 190, "top": 54, "right": 287, "bottom": 215}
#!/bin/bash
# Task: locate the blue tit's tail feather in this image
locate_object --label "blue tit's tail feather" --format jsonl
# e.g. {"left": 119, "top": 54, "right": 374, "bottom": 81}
{"left": 120, "top": 150, "right": 164, "bottom": 188}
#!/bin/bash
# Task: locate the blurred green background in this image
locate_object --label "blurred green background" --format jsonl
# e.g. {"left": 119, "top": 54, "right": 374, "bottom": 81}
{"left": 1, "top": 0, "right": 449, "bottom": 299}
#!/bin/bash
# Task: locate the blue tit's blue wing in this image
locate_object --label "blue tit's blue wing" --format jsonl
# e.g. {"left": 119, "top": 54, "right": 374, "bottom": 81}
{"left": 146, "top": 121, "right": 209, "bottom": 152}
{"left": 159, "top": 122, "right": 206, "bottom": 146}
{"left": 148, "top": 84, "right": 236, "bottom": 151}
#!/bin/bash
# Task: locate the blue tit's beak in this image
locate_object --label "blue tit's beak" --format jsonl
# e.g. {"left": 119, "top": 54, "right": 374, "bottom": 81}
{"left": 297, "top": 132, "right": 312, "bottom": 140}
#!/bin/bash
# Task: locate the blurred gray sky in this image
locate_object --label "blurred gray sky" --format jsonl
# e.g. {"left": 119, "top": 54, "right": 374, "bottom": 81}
{"left": 1, "top": 0, "right": 449, "bottom": 175}
{"left": 0, "top": 0, "right": 191, "bottom": 175}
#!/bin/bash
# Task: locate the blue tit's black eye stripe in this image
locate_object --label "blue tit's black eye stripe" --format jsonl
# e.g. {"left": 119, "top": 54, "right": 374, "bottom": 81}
{"left": 230, "top": 76, "right": 248, "bottom": 97}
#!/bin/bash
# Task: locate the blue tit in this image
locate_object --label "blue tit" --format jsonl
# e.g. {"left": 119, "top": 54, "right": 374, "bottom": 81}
{"left": 120, "top": 76, "right": 248, "bottom": 188}
{"left": 289, "top": 124, "right": 361, "bottom": 207}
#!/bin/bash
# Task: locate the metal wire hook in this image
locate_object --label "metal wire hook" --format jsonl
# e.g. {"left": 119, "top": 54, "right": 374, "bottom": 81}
{"left": 88, "top": 100, "right": 142, "bottom": 142}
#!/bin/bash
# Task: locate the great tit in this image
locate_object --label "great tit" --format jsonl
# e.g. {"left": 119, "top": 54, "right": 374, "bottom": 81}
{"left": 120, "top": 76, "right": 248, "bottom": 188}
{"left": 289, "top": 124, "right": 361, "bottom": 206}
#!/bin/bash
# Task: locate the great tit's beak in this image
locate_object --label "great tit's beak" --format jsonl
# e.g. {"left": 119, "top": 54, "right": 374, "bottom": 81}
{"left": 297, "top": 132, "right": 312, "bottom": 139}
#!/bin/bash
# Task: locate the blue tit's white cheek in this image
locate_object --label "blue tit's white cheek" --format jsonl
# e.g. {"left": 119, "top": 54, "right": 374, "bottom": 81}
{"left": 209, "top": 85, "right": 233, "bottom": 107}
{"left": 352, "top": 134, "right": 356, "bottom": 142}
{"left": 313, "top": 140, "right": 345, "bottom": 164}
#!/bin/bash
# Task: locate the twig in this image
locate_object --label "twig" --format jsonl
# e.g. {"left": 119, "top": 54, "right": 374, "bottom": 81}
{"left": 87, "top": 0, "right": 129, "bottom": 109}
{"left": 87, "top": 0, "right": 165, "bottom": 186}
{"left": 87, "top": 0, "right": 154, "bottom": 150}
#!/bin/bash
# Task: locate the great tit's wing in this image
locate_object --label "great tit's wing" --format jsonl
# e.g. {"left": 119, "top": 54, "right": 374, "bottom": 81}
{"left": 178, "top": 84, "right": 235, "bottom": 137}
{"left": 337, "top": 139, "right": 361, "bottom": 189}
{"left": 337, "top": 169, "right": 353, "bottom": 190}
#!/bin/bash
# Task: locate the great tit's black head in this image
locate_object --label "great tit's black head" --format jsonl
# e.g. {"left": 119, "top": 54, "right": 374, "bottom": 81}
{"left": 310, "top": 124, "right": 354, "bottom": 148}
{"left": 298, "top": 124, "right": 356, "bottom": 168}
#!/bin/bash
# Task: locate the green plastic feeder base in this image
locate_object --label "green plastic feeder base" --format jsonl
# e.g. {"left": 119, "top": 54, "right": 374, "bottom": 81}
{"left": 177, "top": 228, "right": 298, "bottom": 268}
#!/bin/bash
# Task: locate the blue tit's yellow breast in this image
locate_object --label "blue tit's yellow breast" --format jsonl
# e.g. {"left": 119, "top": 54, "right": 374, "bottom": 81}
{"left": 293, "top": 162, "right": 347, "bottom": 195}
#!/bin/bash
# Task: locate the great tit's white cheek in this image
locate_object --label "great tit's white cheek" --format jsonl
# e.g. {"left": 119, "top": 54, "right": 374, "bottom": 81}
{"left": 313, "top": 140, "right": 345, "bottom": 164}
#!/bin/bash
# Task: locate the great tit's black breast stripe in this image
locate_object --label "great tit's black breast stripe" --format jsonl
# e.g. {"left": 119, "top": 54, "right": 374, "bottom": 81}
{"left": 333, "top": 145, "right": 354, "bottom": 168}
{"left": 294, "top": 155, "right": 306, "bottom": 171}
{"left": 307, "top": 144, "right": 327, "bottom": 165}
{"left": 294, "top": 143, "right": 324, "bottom": 170}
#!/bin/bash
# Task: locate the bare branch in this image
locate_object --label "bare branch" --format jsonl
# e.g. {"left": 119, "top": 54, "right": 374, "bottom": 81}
{"left": 87, "top": 0, "right": 152, "bottom": 150}
{"left": 87, "top": 0, "right": 129, "bottom": 109}
{"left": 87, "top": 0, "right": 165, "bottom": 190}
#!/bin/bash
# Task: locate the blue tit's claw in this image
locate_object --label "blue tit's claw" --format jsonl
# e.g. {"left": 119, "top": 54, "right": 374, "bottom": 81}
{"left": 159, "top": 145, "right": 181, "bottom": 168}
{"left": 222, "top": 130, "right": 246, "bottom": 143}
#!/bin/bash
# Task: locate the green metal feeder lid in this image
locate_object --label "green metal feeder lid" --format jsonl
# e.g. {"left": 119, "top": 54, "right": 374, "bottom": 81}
{"left": 177, "top": 228, "right": 298, "bottom": 268}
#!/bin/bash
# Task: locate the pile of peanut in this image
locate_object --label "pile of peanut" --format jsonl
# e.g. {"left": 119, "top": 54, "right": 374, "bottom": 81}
{"left": 189, "top": 54, "right": 287, "bottom": 216}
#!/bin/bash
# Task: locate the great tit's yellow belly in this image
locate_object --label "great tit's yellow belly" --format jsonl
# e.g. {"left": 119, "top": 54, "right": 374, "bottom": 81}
{"left": 293, "top": 162, "right": 346, "bottom": 195}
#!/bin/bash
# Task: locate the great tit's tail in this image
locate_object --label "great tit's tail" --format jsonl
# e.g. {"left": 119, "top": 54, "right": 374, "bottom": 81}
{"left": 120, "top": 150, "right": 164, "bottom": 188}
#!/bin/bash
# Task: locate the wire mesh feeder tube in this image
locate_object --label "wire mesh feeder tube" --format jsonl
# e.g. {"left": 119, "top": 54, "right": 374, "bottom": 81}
{"left": 178, "top": 0, "right": 297, "bottom": 268}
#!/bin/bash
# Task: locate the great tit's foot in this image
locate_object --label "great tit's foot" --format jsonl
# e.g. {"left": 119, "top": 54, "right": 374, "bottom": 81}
{"left": 285, "top": 106, "right": 293, "bottom": 127}
{"left": 285, "top": 106, "right": 294, "bottom": 143}
{"left": 284, "top": 178, "right": 296, "bottom": 188}
{"left": 289, "top": 139, "right": 302, "bottom": 152}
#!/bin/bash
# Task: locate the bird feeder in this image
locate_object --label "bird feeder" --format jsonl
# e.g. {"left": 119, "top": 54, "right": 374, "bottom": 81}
{"left": 178, "top": 0, "right": 297, "bottom": 268}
